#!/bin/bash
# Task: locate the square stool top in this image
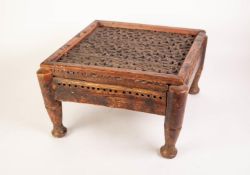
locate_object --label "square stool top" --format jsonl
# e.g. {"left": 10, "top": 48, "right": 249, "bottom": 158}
{"left": 41, "top": 20, "right": 206, "bottom": 87}
{"left": 57, "top": 26, "right": 194, "bottom": 75}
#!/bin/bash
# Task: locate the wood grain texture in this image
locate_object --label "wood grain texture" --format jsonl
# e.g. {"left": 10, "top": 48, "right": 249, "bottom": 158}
{"left": 40, "top": 20, "right": 206, "bottom": 87}
{"left": 42, "top": 63, "right": 183, "bottom": 87}
{"left": 98, "top": 20, "right": 204, "bottom": 35}
{"left": 161, "top": 85, "right": 188, "bottom": 159}
{"left": 51, "top": 67, "right": 169, "bottom": 92}
{"left": 53, "top": 78, "right": 166, "bottom": 115}
{"left": 37, "top": 20, "right": 208, "bottom": 159}
{"left": 178, "top": 32, "right": 207, "bottom": 88}
{"left": 37, "top": 69, "right": 67, "bottom": 137}
{"left": 189, "top": 35, "right": 208, "bottom": 94}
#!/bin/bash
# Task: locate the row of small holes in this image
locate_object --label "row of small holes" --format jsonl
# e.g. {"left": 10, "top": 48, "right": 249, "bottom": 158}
{"left": 57, "top": 83, "right": 163, "bottom": 100}
{"left": 52, "top": 69, "right": 169, "bottom": 86}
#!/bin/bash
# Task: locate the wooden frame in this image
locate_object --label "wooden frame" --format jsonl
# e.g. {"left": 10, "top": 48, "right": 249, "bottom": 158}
{"left": 37, "top": 20, "right": 207, "bottom": 159}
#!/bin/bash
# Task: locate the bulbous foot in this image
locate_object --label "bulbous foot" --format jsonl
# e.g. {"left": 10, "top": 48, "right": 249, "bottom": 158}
{"left": 189, "top": 86, "right": 200, "bottom": 94}
{"left": 52, "top": 125, "right": 67, "bottom": 138}
{"left": 160, "top": 145, "right": 177, "bottom": 159}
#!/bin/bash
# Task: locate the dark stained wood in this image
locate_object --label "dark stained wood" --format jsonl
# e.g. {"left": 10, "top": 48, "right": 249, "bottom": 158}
{"left": 37, "top": 20, "right": 208, "bottom": 159}
{"left": 37, "top": 69, "right": 67, "bottom": 137}
{"left": 178, "top": 32, "right": 207, "bottom": 88}
{"left": 42, "top": 63, "right": 183, "bottom": 87}
{"left": 57, "top": 26, "right": 195, "bottom": 75}
{"left": 51, "top": 67, "right": 169, "bottom": 92}
{"left": 189, "top": 35, "right": 208, "bottom": 94}
{"left": 53, "top": 77, "right": 166, "bottom": 115}
{"left": 160, "top": 85, "right": 188, "bottom": 158}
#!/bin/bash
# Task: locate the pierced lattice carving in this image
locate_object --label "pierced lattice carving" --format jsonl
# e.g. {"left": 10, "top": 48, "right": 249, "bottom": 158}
{"left": 57, "top": 27, "right": 195, "bottom": 74}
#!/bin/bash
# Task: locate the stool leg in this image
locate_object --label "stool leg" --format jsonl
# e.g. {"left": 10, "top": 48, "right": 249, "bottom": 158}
{"left": 189, "top": 67, "right": 202, "bottom": 94}
{"left": 37, "top": 68, "right": 67, "bottom": 138}
{"left": 160, "top": 85, "right": 188, "bottom": 159}
{"left": 189, "top": 36, "right": 207, "bottom": 94}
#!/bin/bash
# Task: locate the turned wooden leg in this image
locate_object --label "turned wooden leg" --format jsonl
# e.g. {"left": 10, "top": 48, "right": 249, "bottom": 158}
{"left": 189, "top": 36, "right": 207, "bottom": 94}
{"left": 160, "top": 85, "right": 188, "bottom": 159}
{"left": 189, "top": 67, "right": 202, "bottom": 94}
{"left": 37, "top": 68, "right": 67, "bottom": 138}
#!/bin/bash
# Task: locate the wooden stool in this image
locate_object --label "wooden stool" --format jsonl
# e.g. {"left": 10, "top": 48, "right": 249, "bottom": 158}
{"left": 37, "top": 20, "right": 207, "bottom": 159}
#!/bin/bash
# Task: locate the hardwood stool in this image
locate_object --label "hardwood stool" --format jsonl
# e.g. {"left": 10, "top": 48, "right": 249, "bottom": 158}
{"left": 37, "top": 20, "right": 207, "bottom": 159}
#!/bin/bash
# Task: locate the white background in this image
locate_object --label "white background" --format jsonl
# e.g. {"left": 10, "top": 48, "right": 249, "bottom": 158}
{"left": 1, "top": 0, "right": 250, "bottom": 174}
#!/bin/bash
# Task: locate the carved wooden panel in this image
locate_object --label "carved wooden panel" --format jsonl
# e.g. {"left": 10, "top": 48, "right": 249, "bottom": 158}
{"left": 55, "top": 26, "right": 195, "bottom": 74}
{"left": 53, "top": 78, "right": 166, "bottom": 115}
{"left": 51, "top": 68, "right": 168, "bottom": 92}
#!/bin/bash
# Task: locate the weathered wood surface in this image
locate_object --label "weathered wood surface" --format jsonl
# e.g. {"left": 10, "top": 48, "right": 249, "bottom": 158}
{"left": 57, "top": 26, "right": 195, "bottom": 75}
{"left": 37, "top": 20, "right": 208, "bottom": 159}
{"left": 41, "top": 20, "right": 204, "bottom": 87}
{"left": 37, "top": 69, "right": 67, "bottom": 137}
{"left": 189, "top": 35, "right": 208, "bottom": 94}
{"left": 53, "top": 78, "right": 166, "bottom": 115}
{"left": 98, "top": 20, "right": 204, "bottom": 35}
{"left": 43, "top": 63, "right": 183, "bottom": 87}
{"left": 178, "top": 32, "right": 207, "bottom": 88}
{"left": 160, "top": 85, "right": 188, "bottom": 158}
